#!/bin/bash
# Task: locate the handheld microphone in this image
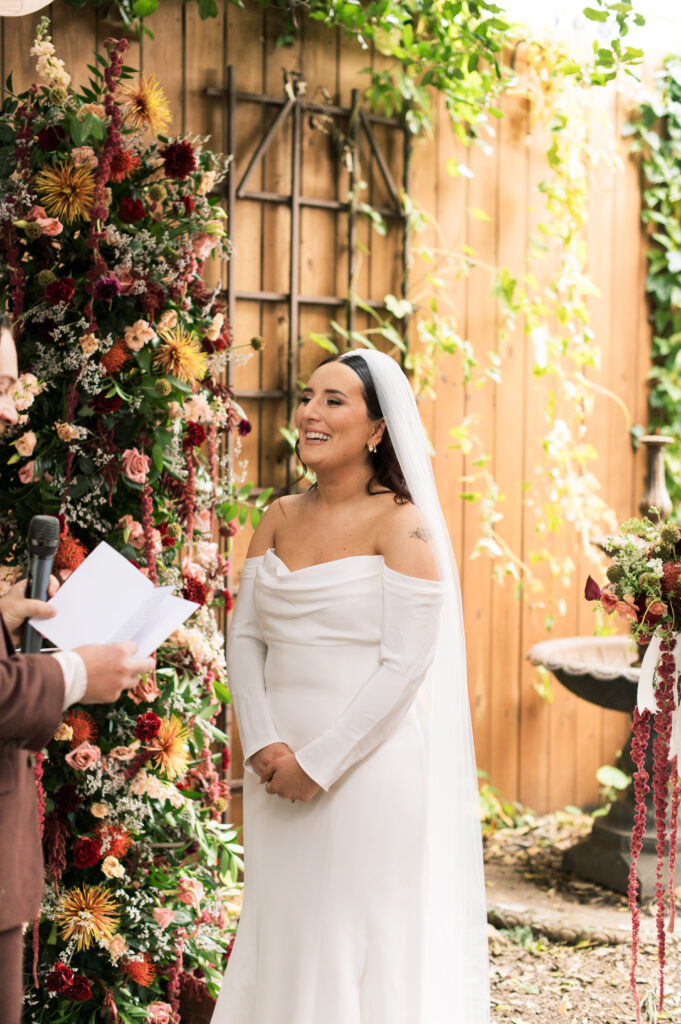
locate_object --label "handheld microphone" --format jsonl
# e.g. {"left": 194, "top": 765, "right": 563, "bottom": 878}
{"left": 21, "top": 515, "right": 60, "bottom": 654}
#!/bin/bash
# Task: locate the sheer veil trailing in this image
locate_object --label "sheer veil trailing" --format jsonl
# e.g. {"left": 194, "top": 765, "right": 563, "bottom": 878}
{"left": 339, "top": 349, "right": 490, "bottom": 1024}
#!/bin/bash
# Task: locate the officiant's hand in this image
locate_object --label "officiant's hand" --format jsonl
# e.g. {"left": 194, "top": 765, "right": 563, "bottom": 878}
{"left": 261, "top": 751, "right": 320, "bottom": 802}
{"left": 251, "top": 741, "right": 292, "bottom": 778}
{"left": 0, "top": 575, "right": 59, "bottom": 645}
{"left": 76, "top": 641, "right": 155, "bottom": 703}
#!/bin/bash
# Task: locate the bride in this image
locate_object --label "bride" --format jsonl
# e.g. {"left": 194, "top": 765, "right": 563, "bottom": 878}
{"left": 211, "top": 349, "right": 489, "bottom": 1024}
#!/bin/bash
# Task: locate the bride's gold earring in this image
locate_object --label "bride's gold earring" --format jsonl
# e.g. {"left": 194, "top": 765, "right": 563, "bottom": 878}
{"left": 367, "top": 442, "right": 377, "bottom": 453}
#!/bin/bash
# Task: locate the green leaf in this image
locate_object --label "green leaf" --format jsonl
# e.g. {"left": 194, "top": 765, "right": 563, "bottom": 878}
{"left": 238, "top": 505, "right": 249, "bottom": 526}
{"left": 213, "top": 679, "right": 231, "bottom": 702}
{"left": 133, "top": 0, "right": 159, "bottom": 15}
{"left": 582, "top": 6, "right": 610, "bottom": 21}
{"left": 254, "top": 486, "right": 273, "bottom": 508}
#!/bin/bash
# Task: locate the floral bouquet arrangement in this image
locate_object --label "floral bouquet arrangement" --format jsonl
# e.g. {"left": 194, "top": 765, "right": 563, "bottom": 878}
{"left": 0, "top": 19, "right": 263, "bottom": 1023}
{"left": 585, "top": 514, "right": 681, "bottom": 1022}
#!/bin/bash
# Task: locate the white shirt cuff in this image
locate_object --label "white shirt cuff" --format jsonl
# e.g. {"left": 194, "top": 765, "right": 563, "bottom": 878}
{"left": 51, "top": 651, "right": 87, "bottom": 710}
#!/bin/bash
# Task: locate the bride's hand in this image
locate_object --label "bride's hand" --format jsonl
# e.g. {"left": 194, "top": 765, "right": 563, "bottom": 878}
{"left": 261, "top": 752, "right": 319, "bottom": 802}
{"left": 250, "top": 742, "right": 292, "bottom": 778}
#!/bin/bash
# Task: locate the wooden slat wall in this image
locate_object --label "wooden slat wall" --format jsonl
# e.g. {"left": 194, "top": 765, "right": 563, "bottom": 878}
{"left": 3, "top": 2, "right": 652, "bottom": 813}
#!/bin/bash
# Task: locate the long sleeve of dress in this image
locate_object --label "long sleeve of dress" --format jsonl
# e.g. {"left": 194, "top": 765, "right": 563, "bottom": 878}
{"left": 294, "top": 566, "right": 446, "bottom": 791}
{"left": 227, "top": 557, "right": 284, "bottom": 773}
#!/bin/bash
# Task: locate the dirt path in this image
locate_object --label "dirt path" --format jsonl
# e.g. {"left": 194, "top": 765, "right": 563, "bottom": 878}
{"left": 486, "top": 811, "right": 681, "bottom": 1024}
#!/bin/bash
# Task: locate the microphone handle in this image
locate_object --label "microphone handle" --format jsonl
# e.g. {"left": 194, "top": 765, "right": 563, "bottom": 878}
{"left": 21, "top": 552, "right": 55, "bottom": 654}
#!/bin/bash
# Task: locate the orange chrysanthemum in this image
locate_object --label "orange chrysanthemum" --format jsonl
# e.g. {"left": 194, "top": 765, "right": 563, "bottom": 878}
{"left": 101, "top": 338, "right": 132, "bottom": 375}
{"left": 56, "top": 884, "right": 120, "bottom": 951}
{"left": 108, "top": 148, "right": 141, "bottom": 183}
{"left": 121, "top": 951, "right": 156, "bottom": 986}
{"left": 34, "top": 159, "right": 96, "bottom": 224}
{"left": 54, "top": 531, "right": 87, "bottom": 572}
{"left": 148, "top": 716, "right": 189, "bottom": 779}
{"left": 65, "top": 709, "right": 98, "bottom": 749}
{"left": 94, "top": 822, "right": 133, "bottom": 859}
{"left": 121, "top": 74, "right": 171, "bottom": 134}
{"left": 153, "top": 326, "right": 206, "bottom": 384}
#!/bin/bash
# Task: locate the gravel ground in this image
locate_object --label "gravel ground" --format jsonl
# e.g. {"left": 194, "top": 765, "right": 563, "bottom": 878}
{"left": 486, "top": 811, "right": 681, "bottom": 1024}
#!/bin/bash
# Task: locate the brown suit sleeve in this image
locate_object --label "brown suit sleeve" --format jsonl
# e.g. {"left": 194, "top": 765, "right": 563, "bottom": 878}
{"left": 0, "top": 615, "right": 65, "bottom": 751}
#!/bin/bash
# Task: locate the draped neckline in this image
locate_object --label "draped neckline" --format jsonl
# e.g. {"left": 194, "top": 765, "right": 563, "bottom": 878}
{"left": 268, "top": 547, "right": 384, "bottom": 576}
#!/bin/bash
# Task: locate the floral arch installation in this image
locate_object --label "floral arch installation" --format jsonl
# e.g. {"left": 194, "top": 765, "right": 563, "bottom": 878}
{"left": 205, "top": 67, "right": 411, "bottom": 802}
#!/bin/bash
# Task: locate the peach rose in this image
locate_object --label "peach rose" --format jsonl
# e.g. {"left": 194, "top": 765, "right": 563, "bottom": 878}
{"left": 177, "top": 876, "right": 205, "bottom": 910}
{"left": 117, "top": 269, "right": 138, "bottom": 295}
{"left": 65, "top": 741, "right": 101, "bottom": 770}
{"left": 191, "top": 233, "right": 216, "bottom": 261}
{"left": 146, "top": 1002, "right": 173, "bottom": 1024}
{"left": 106, "top": 933, "right": 128, "bottom": 963}
{"left": 184, "top": 394, "right": 211, "bottom": 422}
{"left": 204, "top": 312, "right": 224, "bottom": 342}
{"left": 14, "top": 430, "right": 36, "bottom": 457}
{"left": 118, "top": 514, "right": 146, "bottom": 550}
{"left": 152, "top": 906, "right": 176, "bottom": 930}
{"left": 130, "top": 769, "right": 150, "bottom": 796}
{"left": 107, "top": 740, "right": 141, "bottom": 762}
{"left": 18, "top": 461, "right": 36, "bottom": 484}
{"left": 124, "top": 319, "right": 156, "bottom": 352}
{"left": 71, "top": 146, "right": 98, "bottom": 169}
{"left": 53, "top": 722, "right": 73, "bottom": 742}
{"left": 122, "top": 448, "right": 151, "bottom": 484}
{"left": 128, "top": 673, "right": 161, "bottom": 705}
{"left": 90, "top": 802, "right": 112, "bottom": 818}
{"left": 102, "top": 856, "right": 125, "bottom": 879}
{"left": 26, "top": 205, "right": 63, "bottom": 237}
{"left": 78, "top": 102, "right": 105, "bottom": 120}
{"left": 80, "top": 332, "right": 98, "bottom": 356}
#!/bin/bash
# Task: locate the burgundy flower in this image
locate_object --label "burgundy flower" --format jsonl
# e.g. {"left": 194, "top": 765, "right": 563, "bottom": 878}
{"left": 186, "top": 421, "right": 206, "bottom": 448}
{"left": 93, "top": 393, "right": 122, "bottom": 414}
{"left": 119, "top": 197, "right": 146, "bottom": 223}
{"left": 183, "top": 195, "right": 195, "bottom": 214}
{"left": 135, "top": 711, "right": 162, "bottom": 742}
{"left": 202, "top": 335, "right": 227, "bottom": 354}
{"left": 73, "top": 836, "right": 101, "bottom": 869}
{"left": 137, "top": 280, "right": 165, "bottom": 317}
{"left": 37, "top": 125, "right": 64, "bottom": 151}
{"left": 237, "top": 418, "right": 252, "bottom": 438}
{"left": 183, "top": 575, "right": 207, "bottom": 606}
{"left": 221, "top": 746, "right": 231, "bottom": 773}
{"left": 584, "top": 575, "right": 602, "bottom": 602}
{"left": 46, "top": 277, "right": 75, "bottom": 305}
{"left": 45, "top": 962, "right": 74, "bottom": 993}
{"left": 55, "top": 782, "right": 81, "bottom": 814}
{"left": 162, "top": 141, "right": 197, "bottom": 180}
{"left": 69, "top": 975, "right": 92, "bottom": 1002}
{"left": 94, "top": 276, "right": 122, "bottom": 301}
{"left": 222, "top": 590, "right": 234, "bottom": 613}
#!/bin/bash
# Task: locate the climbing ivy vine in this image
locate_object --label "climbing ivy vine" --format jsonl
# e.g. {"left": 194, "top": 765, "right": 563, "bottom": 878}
{"left": 626, "top": 58, "right": 681, "bottom": 512}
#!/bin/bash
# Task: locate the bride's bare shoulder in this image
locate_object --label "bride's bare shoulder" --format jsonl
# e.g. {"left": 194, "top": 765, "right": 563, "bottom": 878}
{"left": 246, "top": 493, "right": 306, "bottom": 557}
{"left": 376, "top": 499, "right": 439, "bottom": 581}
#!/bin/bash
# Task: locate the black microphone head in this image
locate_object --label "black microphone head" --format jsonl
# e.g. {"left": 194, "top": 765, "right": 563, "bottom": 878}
{"left": 27, "top": 515, "right": 60, "bottom": 556}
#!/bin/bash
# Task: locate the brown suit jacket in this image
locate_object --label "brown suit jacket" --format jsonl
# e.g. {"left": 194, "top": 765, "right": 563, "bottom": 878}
{"left": 0, "top": 614, "right": 64, "bottom": 932}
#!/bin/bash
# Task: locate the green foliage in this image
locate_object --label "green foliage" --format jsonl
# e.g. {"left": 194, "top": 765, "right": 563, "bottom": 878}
{"left": 627, "top": 59, "right": 681, "bottom": 513}
{"left": 478, "top": 770, "right": 535, "bottom": 834}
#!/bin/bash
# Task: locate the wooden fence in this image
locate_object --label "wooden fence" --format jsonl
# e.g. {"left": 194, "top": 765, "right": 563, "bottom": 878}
{"left": 3, "top": 2, "right": 652, "bottom": 815}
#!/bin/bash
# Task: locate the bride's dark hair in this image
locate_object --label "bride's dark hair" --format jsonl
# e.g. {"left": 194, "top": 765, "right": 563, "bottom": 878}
{"left": 295, "top": 353, "right": 412, "bottom": 504}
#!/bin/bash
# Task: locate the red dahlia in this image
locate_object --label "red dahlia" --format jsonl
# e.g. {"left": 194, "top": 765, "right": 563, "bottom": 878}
{"left": 237, "top": 418, "right": 252, "bottom": 437}
{"left": 68, "top": 976, "right": 92, "bottom": 1002}
{"left": 119, "top": 197, "right": 146, "bottom": 223}
{"left": 162, "top": 140, "right": 197, "bottom": 180}
{"left": 55, "top": 783, "right": 81, "bottom": 814}
{"left": 135, "top": 711, "right": 162, "bottom": 742}
{"left": 45, "top": 962, "right": 74, "bottom": 993}
{"left": 73, "top": 836, "right": 102, "bottom": 869}
{"left": 136, "top": 280, "right": 165, "bottom": 317}
{"left": 183, "top": 195, "right": 195, "bottom": 213}
{"left": 186, "top": 421, "right": 207, "bottom": 447}
{"left": 183, "top": 575, "right": 207, "bottom": 606}
{"left": 46, "top": 278, "right": 76, "bottom": 305}
{"left": 37, "top": 125, "right": 64, "bottom": 151}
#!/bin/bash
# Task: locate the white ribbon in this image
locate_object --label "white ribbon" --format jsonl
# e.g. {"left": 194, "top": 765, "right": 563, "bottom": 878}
{"left": 637, "top": 632, "right": 681, "bottom": 764}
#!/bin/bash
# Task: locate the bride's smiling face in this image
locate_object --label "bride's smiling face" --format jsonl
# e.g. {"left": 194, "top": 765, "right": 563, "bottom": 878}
{"left": 295, "top": 361, "right": 383, "bottom": 472}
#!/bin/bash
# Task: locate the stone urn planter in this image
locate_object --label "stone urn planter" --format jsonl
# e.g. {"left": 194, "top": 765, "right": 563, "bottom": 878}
{"left": 527, "top": 634, "right": 681, "bottom": 899}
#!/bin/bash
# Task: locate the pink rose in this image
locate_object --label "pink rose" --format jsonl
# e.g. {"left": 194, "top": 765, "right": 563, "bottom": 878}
{"left": 122, "top": 448, "right": 151, "bottom": 485}
{"left": 14, "top": 430, "right": 36, "bottom": 457}
{"left": 128, "top": 673, "right": 161, "bottom": 705}
{"left": 196, "top": 509, "right": 212, "bottom": 535}
{"left": 152, "top": 906, "right": 176, "bottom": 930}
{"left": 118, "top": 514, "right": 146, "bottom": 550}
{"left": 177, "top": 876, "right": 205, "bottom": 910}
{"left": 146, "top": 1002, "right": 173, "bottom": 1024}
{"left": 26, "top": 205, "right": 63, "bottom": 237}
{"left": 65, "top": 741, "right": 101, "bottom": 770}
{"left": 191, "top": 233, "right": 216, "bottom": 261}
{"left": 18, "top": 460, "right": 36, "bottom": 484}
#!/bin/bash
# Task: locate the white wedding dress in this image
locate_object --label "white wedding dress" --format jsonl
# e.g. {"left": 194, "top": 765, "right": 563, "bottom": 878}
{"left": 212, "top": 547, "right": 446, "bottom": 1024}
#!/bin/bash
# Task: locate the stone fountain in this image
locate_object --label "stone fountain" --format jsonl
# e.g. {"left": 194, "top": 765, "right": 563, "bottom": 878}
{"left": 527, "top": 434, "right": 679, "bottom": 899}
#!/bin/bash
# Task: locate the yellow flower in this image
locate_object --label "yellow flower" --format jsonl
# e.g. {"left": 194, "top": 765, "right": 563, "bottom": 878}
{"left": 153, "top": 326, "right": 206, "bottom": 384}
{"left": 90, "top": 801, "right": 111, "bottom": 819}
{"left": 56, "top": 884, "right": 120, "bottom": 951}
{"left": 53, "top": 722, "right": 73, "bottom": 742}
{"left": 121, "top": 74, "right": 171, "bottom": 134}
{"left": 148, "top": 716, "right": 189, "bottom": 779}
{"left": 33, "top": 159, "right": 95, "bottom": 225}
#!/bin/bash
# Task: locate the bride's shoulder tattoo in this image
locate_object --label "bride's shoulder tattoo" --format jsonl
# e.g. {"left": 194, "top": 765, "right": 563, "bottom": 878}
{"left": 409, "top": 526, "right": 430, "bottom": 543}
